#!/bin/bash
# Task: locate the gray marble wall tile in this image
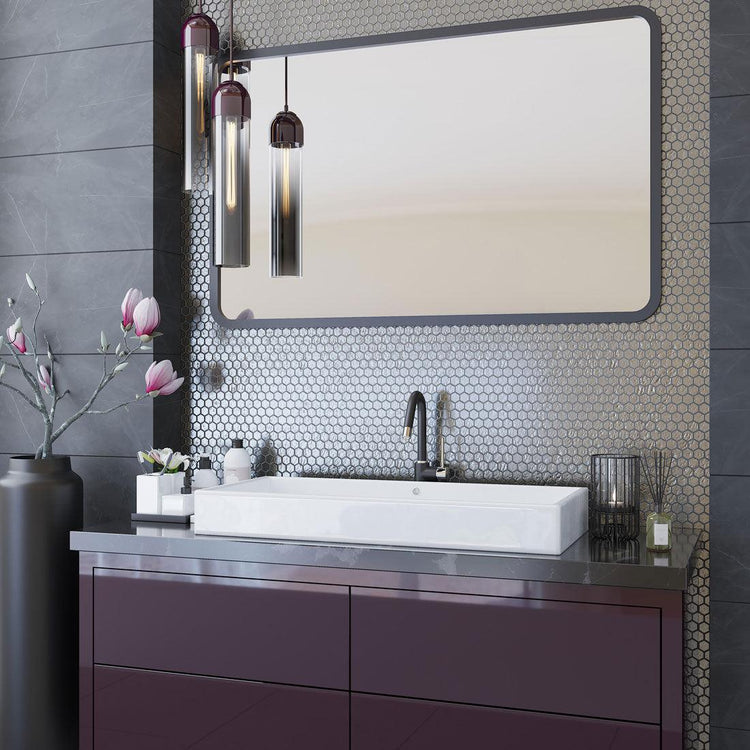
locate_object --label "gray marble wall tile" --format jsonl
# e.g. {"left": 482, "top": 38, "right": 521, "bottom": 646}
{"left": 0, "top": 250, "right": 179, "bottom": 355}
{"left": 0, "top": 454, "right": 142, "bottom": 526}
{"left": 712, "top": 601, "right": 750, "bottom": 731}
{"left": 712, "top": 350, "right": 750, "bottom": 475}
{"left": 712, "top": 96, "right": 750, "bottom": 223}
{"left": 0, "top": 147, "right": 155, "bottom": 256}
{"left": 711, "top": 727, "right": 750, "bottom": 749}
{"left": 0, "top": 44, "right": 153, "bottom": 158}
{"left": 0, "top": 354, "right": 180, "bottom": 457}
{"left": 75, "top": 455, "right": 142, "bottom": 525}
{"left": 711, "top": 475, "right": 750, "bottom": 603}
{"left": 712, "top": 223, "right": 750, "bottom": 348}
{"left": 0, "top": 0, "right": 155, "bottom": 60}
{"left": 154, "top": 45, "right": 181, "bottom": 155}
{"left": 712, "top": 0, "right": 750, "bottom": 98}
{"left": 154, "top": 147, "right": 182, "bottom": 255}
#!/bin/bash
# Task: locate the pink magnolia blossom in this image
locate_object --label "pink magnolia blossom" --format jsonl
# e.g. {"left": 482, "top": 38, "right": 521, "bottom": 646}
{"left": 6, "top": 326, "right": 27, "bottom": 354}
{"left": 144, "top": 360, "right": 183, "bottom": 397}
{"left": 133, "top": 297, "right": 160, "bottom": 340}
{"left": 121, "top": 288, "right": 144, "bottom": 330}
{"left": 37, "top": 365, "right": 52, "bottom": 395}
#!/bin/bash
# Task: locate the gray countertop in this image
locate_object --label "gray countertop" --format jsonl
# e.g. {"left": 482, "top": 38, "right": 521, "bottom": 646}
{"left": 70, "top": 522, "right": 700, "bottom": 591}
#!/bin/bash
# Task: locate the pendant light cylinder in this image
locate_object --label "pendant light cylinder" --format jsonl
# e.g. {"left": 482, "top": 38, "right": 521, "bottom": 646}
{"left": 212, "top": 80, "right": 251, "bottom": 268}
{"left": 182, "top": 13, "right": 219, "bottom": 192}
{"left": 270, "top": 110, "right": 304, "bottom": 277}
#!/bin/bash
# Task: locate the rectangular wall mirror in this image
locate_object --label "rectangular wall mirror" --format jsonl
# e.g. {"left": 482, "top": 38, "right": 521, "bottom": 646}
{"left": 213, "top": 8, "right": 660, "bottom": 329}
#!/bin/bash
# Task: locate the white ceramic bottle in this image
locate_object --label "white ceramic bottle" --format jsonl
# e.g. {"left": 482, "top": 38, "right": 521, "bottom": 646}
{"left": 192, "top": 455, "right": 220, "bottom": 489}
{"left": 223, "top": 439, "right": 252, "bottom": 484}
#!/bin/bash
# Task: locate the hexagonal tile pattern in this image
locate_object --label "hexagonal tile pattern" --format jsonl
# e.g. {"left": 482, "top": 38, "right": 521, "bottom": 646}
{"left": 182, "top": 1, "right": 709, "bottom": 746}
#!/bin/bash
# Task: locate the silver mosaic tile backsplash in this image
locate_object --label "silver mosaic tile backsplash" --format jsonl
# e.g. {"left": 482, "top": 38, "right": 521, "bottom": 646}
{"left": 182, "top": 0, "right": 709, "bottom": 744}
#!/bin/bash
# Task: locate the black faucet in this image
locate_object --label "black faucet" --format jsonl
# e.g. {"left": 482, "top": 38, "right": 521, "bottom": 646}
{"left": 403, "top": 390, "right": 449, "bottom": 482}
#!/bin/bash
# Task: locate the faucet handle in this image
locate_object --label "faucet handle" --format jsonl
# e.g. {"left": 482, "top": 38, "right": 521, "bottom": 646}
{"left": 433, "top": 436, "right": 449, "bottom": 479}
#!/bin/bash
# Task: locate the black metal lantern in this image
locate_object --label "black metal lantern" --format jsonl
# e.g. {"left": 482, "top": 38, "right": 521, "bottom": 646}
{"left": 590, "top": 454, "right": 640, "bottom": 540}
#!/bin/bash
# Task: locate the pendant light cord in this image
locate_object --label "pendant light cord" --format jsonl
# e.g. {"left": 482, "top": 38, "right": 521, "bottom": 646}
{"left": 228, "top": 0, "right": 234, "bottom": 80}
{"left": 284, "top": 56, "right": 289, "bottom": 112}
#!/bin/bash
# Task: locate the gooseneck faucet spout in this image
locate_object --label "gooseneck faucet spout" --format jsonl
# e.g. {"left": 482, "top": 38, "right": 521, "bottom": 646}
{"left": 403, "top": 390, "right": 428, "bottom": 464}
{"left": 403, "top": 390, "right": 450, "bottom": 482}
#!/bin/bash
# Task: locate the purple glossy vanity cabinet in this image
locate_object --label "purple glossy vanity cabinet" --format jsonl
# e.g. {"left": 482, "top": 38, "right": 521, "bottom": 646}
{"left": 77, "top": 542, "right": 685, "bottom": 750}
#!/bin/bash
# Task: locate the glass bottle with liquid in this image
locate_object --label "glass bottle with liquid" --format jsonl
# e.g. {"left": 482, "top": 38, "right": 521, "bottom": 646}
{"left": 646, "top": 508, "right": 672, "bottom": 551}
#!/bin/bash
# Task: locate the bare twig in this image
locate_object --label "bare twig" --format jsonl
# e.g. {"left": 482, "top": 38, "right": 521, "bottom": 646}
{"left": 0, "top": 379, "right": 41, "bottom": 411}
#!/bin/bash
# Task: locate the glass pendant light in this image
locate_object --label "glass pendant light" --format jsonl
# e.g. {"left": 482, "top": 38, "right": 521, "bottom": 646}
{"left": 212, "top": 0, "right": 251, "bottom": 268}
{"left": 270, "top": 57, "right": 304, "bottom": 277}
{"left": 182, "top": 3, "right": 218, "bottom": 192}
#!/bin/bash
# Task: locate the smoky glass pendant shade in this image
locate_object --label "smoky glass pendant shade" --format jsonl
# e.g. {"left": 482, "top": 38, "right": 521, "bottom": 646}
{"left": 212, "top": 78, "right": 251, "bottom": 268}
{"left": 270, "top": 109, "right": 304, "bottom": 277}
{"left": 182, "top": 13, "right": 219, "bottom": 192}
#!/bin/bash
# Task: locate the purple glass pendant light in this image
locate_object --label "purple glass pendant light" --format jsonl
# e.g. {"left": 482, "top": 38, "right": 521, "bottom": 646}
{"left": 270, "top": 57, "right": 304, "bottom": 277}
{"left": 212, "top": 0, "right": 251, "bottom": 267}
{"left": 182, "top": 1, "right": 219, "bottom": 192}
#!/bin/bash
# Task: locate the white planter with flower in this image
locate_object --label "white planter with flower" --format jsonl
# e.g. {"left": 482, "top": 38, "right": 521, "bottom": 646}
{"left": 136, "top": 449, "right": 190, "bottom": 514}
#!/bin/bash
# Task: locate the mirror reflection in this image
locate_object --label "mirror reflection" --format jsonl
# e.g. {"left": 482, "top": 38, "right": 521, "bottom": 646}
{"left": 219, "top": 15, "right": 656, "bottom": 325}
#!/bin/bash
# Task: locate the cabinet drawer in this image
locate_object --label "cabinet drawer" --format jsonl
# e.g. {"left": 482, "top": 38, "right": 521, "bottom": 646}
{"left": 94, "top": 666, "right": 349, "bottom": 750}
{"left": 351, "top": 587, "right": 660, "bottom": 723}
{"left": 352, "top": 693, "right": 660, "bottom": 750}
{"left": 94, "top": 570, "right": 348, "bottom": 689}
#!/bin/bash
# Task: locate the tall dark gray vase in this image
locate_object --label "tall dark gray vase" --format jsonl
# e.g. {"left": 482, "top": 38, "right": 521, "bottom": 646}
{"left": 0, "top": 456, "right": 83, "bottom": 750}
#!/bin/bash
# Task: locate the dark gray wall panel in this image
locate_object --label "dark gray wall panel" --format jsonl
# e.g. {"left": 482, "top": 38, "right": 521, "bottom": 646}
{"left": 711, "top": 476, "right": 750, "bottom": 603}
{"left": 154, "top": 147, "right": 182, "bottom": 255}
{"left": 154, "top": 45, "right": 181, "bottom": 155}
{"left": 711, "top": 223, "right": 750, "bottom": 348}
{"left": 154, "top": 0, "right": 182, "bottom": 53}
{"left": 711, "top": 0, "right": 750, "bottom": 98}
{"left": 711, "top": 727, "right": 750, "bottom": 749}
{"left": 711, "top": 350, "right": 750, "bottom": 475}
{"left": 0, "top": 43, "right": 153, "bottom": 158}
{"left": 711, "top": 0, "right": 750, "bottom": 742}
{"left": 0, "top": 0, "right": 182, "bottom": 528}
{"left": 0, "top": 0, "right": 155, "bottom": 60}
{"left": 712, "top": 96, "right": 750, "bottom": 223}
{"left": 0, "top": 250, "right": 179, "bottom": 355}
{"left": 711, "top": 601, "right": 750, "bottom": 731}
{"left": 0, "top": 147, "right": 155, "bottom": 256}
{"left": 0, "top": 354, "right": 164, "bottom": 457}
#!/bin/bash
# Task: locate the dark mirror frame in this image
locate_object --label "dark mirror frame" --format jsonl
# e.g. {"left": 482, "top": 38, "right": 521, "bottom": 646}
{"left": 209, "top": 5, "right": 662, "bottom": 330}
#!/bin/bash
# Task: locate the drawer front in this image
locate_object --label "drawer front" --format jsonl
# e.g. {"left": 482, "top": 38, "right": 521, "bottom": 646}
{"left": 94, "top": 666, "right": 349, "bottom": 750}
{"left": 351, "top": 693, "right": 660, "bottom": 750}
{"left": 352, "top": 587, "right": 660, "bottom": 723}
{"left": 94, "top": 570, "right": 348, "bottom": 689}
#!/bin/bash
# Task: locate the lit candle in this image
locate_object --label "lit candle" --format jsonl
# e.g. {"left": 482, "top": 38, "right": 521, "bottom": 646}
{"left": 610, "top": 487, "right": 620, "bottom": 507}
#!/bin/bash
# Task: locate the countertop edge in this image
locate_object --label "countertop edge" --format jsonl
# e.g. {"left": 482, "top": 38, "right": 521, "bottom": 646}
{"left": 69, "top": 528, "right": 699, "bottom": 592}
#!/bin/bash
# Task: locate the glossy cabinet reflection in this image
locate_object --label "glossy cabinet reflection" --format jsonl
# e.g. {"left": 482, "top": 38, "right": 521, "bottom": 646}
{"left": 351, "top": 694, "right": 660, "bottom": 750}
{"left": 81, "top": 562, "right": 682, "bottom": 749}
{"left": 93, "top": 667, "right": 348, "bottom": 750}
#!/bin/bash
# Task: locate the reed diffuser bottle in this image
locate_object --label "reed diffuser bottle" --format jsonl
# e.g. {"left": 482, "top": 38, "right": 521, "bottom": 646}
{"left": 641, "top": 449, "right": 673, "bottom": 552}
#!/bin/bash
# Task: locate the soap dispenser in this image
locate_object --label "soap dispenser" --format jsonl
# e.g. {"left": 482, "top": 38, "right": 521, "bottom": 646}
{"left": 192, "top": 455, "right": 220, "bottom": 489}
{"left": 224, "top": 439, "right": 252, "bottom": 484}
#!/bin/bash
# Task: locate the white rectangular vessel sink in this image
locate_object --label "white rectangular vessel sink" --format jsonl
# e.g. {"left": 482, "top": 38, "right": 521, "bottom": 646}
{"left": 194, "top": 477, "right": 588, "bottom": 555}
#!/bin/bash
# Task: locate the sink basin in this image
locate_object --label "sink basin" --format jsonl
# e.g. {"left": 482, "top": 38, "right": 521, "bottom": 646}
{"left": 194, "top": 477, "right": 588, "bottom": 555}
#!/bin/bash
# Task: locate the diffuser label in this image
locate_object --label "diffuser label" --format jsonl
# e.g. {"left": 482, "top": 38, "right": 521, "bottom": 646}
{"left": 654, "top": 523, "right": 669, "bottom": 546}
